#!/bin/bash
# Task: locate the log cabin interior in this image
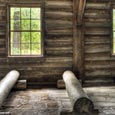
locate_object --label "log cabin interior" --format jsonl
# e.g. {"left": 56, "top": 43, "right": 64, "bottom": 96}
{"left": 0, "top": 0, "right": 115, "bottom": 114}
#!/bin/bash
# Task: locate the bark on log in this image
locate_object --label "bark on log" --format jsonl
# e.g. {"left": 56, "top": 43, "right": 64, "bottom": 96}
{"left": 63, "top": 70, "right": 94, "bottom": 114}
{"left": 0, "top": 70, "right": 20, "bottom": 108}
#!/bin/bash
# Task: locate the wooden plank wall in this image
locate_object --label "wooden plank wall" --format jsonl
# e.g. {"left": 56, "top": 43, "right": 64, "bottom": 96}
{"left": 0, "top": 0, "right": 73, "bottom": 86}
{"left": 84, "top": 0, "right": 115, "bottom": 83}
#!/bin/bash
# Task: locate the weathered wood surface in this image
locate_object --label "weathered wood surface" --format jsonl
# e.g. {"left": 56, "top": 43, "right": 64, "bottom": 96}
{"left": 13, "top": 80, "right": 27, "bottom": 90}
{"left": 0, "top": 0, "right": 73, "bottom": 85}
{"left": 83, "top": 0, "right": 115, "bottom": 83}
{"left": 0, "top": 70, "right": 19, "bottom": 108}
{"left": 63, "top": 71, "right": 95, "bottom": 114}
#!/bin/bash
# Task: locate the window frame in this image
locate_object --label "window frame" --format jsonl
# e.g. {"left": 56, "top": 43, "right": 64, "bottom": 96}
{"left": 112, "top": 7, "right": 115, "bottom": 56}
{"left": 7, "top": 4, "right": 44, "bottom": 58}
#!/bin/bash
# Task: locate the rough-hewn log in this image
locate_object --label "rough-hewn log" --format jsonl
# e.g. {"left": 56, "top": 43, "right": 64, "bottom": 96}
{"left": 63, "top": 70, "right": 95, "bottom": 114}
{"left": 14, "top": 80, "right": 27, "bottom": 90}
{"left": 0, "top": 70, "right": 20, "bottom": 108}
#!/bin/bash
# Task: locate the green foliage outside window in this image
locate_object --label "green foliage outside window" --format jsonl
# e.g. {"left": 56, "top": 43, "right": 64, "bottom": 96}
{"left": 10, "top": 7, "right": 42, "bottom": 56}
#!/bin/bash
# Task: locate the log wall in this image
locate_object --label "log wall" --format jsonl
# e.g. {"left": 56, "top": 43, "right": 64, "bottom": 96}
{"left": 0, "top": 0, "right": 115, "bottom": 86}
{"left": 84, "top": 0, "right": 115, "bottom": 82}
{"left": 0, "top": 0, "right": 73, "bottom": 86}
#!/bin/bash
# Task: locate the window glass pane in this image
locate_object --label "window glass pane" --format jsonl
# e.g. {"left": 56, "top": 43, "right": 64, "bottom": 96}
{"left": 10, "top": 8, "right": 20, "bottom": 20}
{"left": 11, "top": 43, "right": 20, "bottom": 55}
{"left": 31, "top": 8, "right": 41, "bottom": 19}
{"left": 31, "top": 44, "right": 41, "bottom": 55}
{"left": 31, "top": 20, "right": 41, "bottom": 30}
{"left": 9, "top": 6, "right": 42, "bottom": 56}
{"left": 10, "top": 32, "right": 20, "bottom": 44}
{"left": 21, "top": 44, "right": 30, "bottom": 55}
{"left": 11, "top": 20, "right": 20, "bottom": 30}
{"left": 21, "top": 32, "right": 30, "bottom": 43}
{"left": 21, "top": 8, "right": 30, "bottom": 19}
{"left": 21, "top": 20, "right": 30, "bottom": 30}
{"left": 31, "top": 32, "right": 41, "bottom": 43}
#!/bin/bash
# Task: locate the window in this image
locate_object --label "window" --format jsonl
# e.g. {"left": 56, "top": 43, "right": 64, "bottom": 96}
{"left": 112, "top": 9, "right": 115, "bottom": 54}
{"left": 8, "top": 6, "right": 43, "bottom": 57}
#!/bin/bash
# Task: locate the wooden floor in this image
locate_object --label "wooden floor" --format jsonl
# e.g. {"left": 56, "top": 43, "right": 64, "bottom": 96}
{"left": 0, "top": 87, "right": 115, "bottom": 115}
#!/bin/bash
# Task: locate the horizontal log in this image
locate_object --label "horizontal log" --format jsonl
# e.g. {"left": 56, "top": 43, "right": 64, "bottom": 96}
{"left": 13, "top": 80, "right": 27, "bottom": 90}
{"left": 45, "top": 39, "right": 72, "bottom": 46}
{"left": 85, "top": 44, "right": 110, "bottom": 53}
{"left": 84, "top": 12, "right": 109, "bottom": 18}
{"left": 86, "top": 3, "right": 110, "bottom": 10}
{"left": 45, "top": 42, "right": 72, "bottom": 47}
{"left": 46, "top": 29, "right": 73, "bottom": 36}
{"left": 9, "top": 63, "right": 72, "bottom": 68}
{"left": 0, "top": 67, "right": 72, "bottom": 73}
{"left": 84, "top": 29, "right": 110, "bottom": 35}
{"left": 45, "top": 1, "right": 72, "bottom": 12}
{"left": 28, "top": 82, "right": 56, "bottom": 88}
{"left": 6, "top": 56, "right": 73, "bottom": 64}
{"left": 85, "top": 64, "right": 115, "bottom": 69}
{"left": 84, "top": 22, "right": 110, "bottom": 28}
{"left": 45, "top": 57, "right": 72, "bottom": 63}
{"left": 85, "top": 60, "right": 115, "bottom": 66}
{"left": 45, "top": 11, "right": 73, "bottom": 20}
{"left": 45, "top": 1, "right": 72, "bottom": 8}
{"left": 46, "top": 50, "right": 73, "bottom": 56}
{"left": 0, "top": 4, "right": 6, "bottom": 7}
{"left": 85, "top": 56, "right": 115, "bottom": 61}
{"left": 85, "top": 36, "right": 110, "bottom": 45}
{"left": 0, "top": 32, "right": 5, "bottom": 36}
{"left": 27, "top": 75, "right": 62, "bottom": 82}
{"left": 46, "top": 46, "right": 72, "bottom": 51}
{"left": 46, "top": 20, "right": 72, "bottom": 29}
{"left": 84, "top": 18, "right": 110, "bottom": 23}
{"left": 85, "top": 70, "right": 112, "bottom": 77}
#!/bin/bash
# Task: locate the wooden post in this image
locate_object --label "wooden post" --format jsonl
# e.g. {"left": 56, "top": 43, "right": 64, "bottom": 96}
{"left": 63, "top": 70, "right": 95, "bottom": 114}
{"left": 0, "top": 70, "right": 20, "bottom": 108}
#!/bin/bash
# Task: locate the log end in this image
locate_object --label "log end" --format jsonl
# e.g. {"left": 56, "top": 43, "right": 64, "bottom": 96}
{"left": 8, "top": 70, "right": 20, "bottom": 78}
{"left": 74, "top": 97, "right": 94, "bottom": 114}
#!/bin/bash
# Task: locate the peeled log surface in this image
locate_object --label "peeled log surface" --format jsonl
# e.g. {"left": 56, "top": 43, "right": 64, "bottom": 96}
{"left": 0, "top": 70, "right": 20, "bottom": 108}
{"left": 63, "top": 71, "right": 94, "bottom": 114}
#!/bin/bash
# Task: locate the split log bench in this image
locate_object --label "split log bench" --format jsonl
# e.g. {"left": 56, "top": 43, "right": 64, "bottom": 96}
{"left": 62, "top": 70, "right": 98, "bottom": 115}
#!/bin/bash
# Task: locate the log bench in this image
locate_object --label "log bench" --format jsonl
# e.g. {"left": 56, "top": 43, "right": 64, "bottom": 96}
{"left": 62, "top": 70, "right": 98, "bottom": 115}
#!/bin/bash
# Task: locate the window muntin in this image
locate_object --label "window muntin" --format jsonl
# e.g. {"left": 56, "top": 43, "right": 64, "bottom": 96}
{"left": 9, "top": 7, "right": 42, "bottom": 56}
